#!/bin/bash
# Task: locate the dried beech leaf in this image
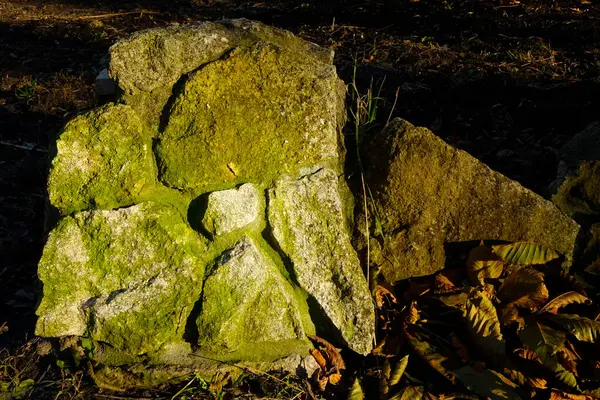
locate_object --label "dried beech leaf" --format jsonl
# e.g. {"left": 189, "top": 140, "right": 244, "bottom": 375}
{"left": 492, "top": 242, "right": 559, "bottom": 265}
{"left": 545, "top": 314, "right": 600, "bottom": 343}
{"left": 347, "top": 378, "right": 364, "bottom": 400}
{"left": 464, "top": 289, "right": 505, "bottom": 364}
{"left": 308, "top": 335, "right": 346, "bottom": 371}
{"left": 389, "top": 355, "right": 409, "bottom": 386}
{"left": 549, "top": 391, "right": 594, "bottom": 400}
{"left": 435, "top": 273, "right": 458, "bottom": 293}
{"left": 467, "top": 243, "right": 504, "bottom": 285}
{"left": 498, "top": 268, "right": 549, "bottom": 310}
{"left": 453, "top": 366, "right": 524, "bottom": 399}
{"left": 379, "top": 359, "right": 391, "bottom": 397}
{"left": 558, "top": 347, "right": 578, "bottom": 377}
{"left": 539, "top": 292, "right": 591, "bottom": 315}
{"left": 519, "top": 320, "right": 566, "bottom": 354}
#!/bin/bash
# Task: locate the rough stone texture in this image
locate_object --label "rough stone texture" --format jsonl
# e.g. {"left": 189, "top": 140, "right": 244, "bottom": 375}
{"left": 48, "top": 104, "right": 157, "bottom": 215}
{"left": 196, "top": 237, "right": 312, "bottom": 360}
{"left": 38, "top": 19, "right": 373, "bottom": 387}
{"left": 108, "top": 19, "right": 332, "bottom": 95}
{"left": 108, "top": 19, "right": 334, "bottom": 128}
{"left": 156, "top": 42, "right": 346, "bottom": 194}
{"left": 268, "top": 168, "right": 375, "bottom": 355}
{"left": 36, "top": 202, "right": 207, "bottom": 355}
{"left": 360, "top": 118, "right": 579, "bottom": 284}
{"left": 202, "top": 184, "right": 261, "bottom": 235}
{"left": 552, "top": 122, "right": 600, "bottom": 218}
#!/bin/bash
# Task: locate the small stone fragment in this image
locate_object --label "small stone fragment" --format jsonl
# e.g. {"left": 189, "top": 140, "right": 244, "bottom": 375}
{"left": 202, "top": 184, "right": 261, "bottom": 236}
{"left": 268, "top": 169, "right": 375, "bottom": 355}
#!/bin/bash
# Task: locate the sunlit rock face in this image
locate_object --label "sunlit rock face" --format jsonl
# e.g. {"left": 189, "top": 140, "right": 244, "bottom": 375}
{"left": 37, "top": 19, "right": 374, "bottom": 389}
{"left": 355, "top": 118, "right": 579, "bottom": 284}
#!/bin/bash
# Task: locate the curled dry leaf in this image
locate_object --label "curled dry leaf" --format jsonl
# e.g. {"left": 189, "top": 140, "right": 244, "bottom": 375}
{"left": 538, "top": 291, "right": 591, "bottom": 315}
{"left": 375, "top": 285, "right": 398, "bottom": 308}
{"left": 405, "top": 301, "right": 420, "bottom": 326}
{"left": 492, "top": 242, "right": 559, "bottom": 265}
{"left": 466, "top": 242, "right": 504, "bottom": 286}
{"left": 371, "top": 335, "right": 403, "bottom": 358}
{"left": 308, "top": 335, "right": 346, "bottom": 371}
{"left": 435, "top": 273, "right": 458, "bottom": 293}
{"left": 310, "top": 348, "right": 327, "bottom": 371}
{"left": 549, "top": 391, "right": 594, "bottom": 400}
{"left": 498, "top": 268, "right": 549, "bottom": 310}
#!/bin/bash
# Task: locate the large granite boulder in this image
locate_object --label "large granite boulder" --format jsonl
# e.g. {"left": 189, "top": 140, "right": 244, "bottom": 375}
{"left": 37, "top": 19, "right": 374, "bottom": 388}
{"left": 357, "top": 118, "right": 579, "bottom": 284}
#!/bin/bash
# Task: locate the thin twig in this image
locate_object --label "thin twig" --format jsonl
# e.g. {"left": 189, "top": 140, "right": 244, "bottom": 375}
{"left": 0, "top": 141, "right": 47, "bottom": 153}
{"left": 55, "top": 10, "right": 160, "bottom": 21}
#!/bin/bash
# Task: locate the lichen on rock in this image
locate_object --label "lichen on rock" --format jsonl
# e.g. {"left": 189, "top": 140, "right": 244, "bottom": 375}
{"left": 196, "top": 237, "right": 312, "bottom": 360}
{"left": 156, "top": 42, "right": 346, "bottom": 194}
{"left": 268, "top": 168, "right": 375, "bottom": 355}
{"left": 36, "top": 202, "right": 207, "bottom": 355}
{"left": 48, "top": 104, "right": 157, "bottom": 215}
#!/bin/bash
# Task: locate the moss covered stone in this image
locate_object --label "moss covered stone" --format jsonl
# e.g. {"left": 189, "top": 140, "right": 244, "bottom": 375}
{"left": 39, "top": 19, "right": 371, "bottom": 387}
{"left": 156, "top": 42, "right": 346, "bottom": 194}
{"left": 196, "top": 237, "right": 312, "bottom": 360}
{"left": 268, "top": 168, "right": 375, "bottom": 355}
{"left": 359, "top": 118, "right": 579, "bottom": 284}
{"left": 48, "top": 104, "right": 157, "bottom": 215}
{"left": 36, "top": 202, "right": 207, "bottom": 355}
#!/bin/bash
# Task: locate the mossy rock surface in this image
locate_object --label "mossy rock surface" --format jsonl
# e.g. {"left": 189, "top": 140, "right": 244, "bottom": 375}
{"left": 156, "top": 42, "right": 345, "bottom": 194}
{"left": 268, "top": 168, "right": 375, "bottom": 355}
{"left": 36, "top": 202, "right": 207, "bottom": 355}
{"left": 196, "top": 237, "right": 313, "bottom": 360}
{"left": 48, "top": 104, "right": 158, "bottom": 215}
{"left": 359, "top": 118, "right": 579, "bottom": 284}
{"left": 38, "top": 19, "right": 374, "bottom": 387}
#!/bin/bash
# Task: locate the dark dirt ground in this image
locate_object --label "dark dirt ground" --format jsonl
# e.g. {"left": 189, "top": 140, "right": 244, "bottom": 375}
{"left": 1, "top": 0, "right": 599, "bottom": 398}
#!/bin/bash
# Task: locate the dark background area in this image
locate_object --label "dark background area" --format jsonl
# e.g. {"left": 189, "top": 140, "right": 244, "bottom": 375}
{"left": 1, "top": 0, "right": 599, "bottom": 359}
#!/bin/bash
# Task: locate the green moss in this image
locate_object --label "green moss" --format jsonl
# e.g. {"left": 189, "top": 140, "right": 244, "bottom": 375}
{"left": 48, "top": 104, "right": 158, "bottom": 215}
{"left": 36, "top": 202, "right": 207, "bottom": 355}
{"left": 195, "top": 236, "right": 313, "bottom": 361}
{"left": 156, "top": 42, "right": 345, "bottom": 195}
